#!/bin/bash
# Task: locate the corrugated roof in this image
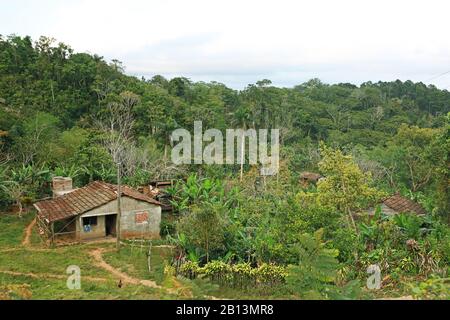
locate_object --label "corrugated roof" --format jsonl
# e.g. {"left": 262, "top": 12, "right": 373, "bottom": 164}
{"left": 383, "top": 194, "right": 427, "bottom": 215}
{"left": 34, "top": 181, "right": 161, "bottom": 223}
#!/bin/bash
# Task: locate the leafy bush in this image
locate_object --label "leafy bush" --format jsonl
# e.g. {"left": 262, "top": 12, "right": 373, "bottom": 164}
{"left": 393, "top": 213, "right": 424, "bottom": 239}
{"left": 160, "top": 219, "right": 176, "bottom": 238}
{"left": 176, "top": 203, "right": 228, "bottom": 262}
{"left": 356, "top": 211, "right": 449, "bottom": 281}
{"left": 410, "top": 275, "right": 450, "bottom": 300}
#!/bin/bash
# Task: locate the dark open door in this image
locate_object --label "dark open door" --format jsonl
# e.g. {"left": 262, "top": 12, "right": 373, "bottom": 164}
{"left": 105, "top": 214, "right": 117, "bottom": 236}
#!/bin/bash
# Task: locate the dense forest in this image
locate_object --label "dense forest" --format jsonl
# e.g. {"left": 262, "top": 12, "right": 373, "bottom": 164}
{"left": 0, "top": 35, "right": 449, "bottom": 299}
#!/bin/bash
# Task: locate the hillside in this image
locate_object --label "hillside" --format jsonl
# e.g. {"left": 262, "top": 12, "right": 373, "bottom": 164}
{"left": 0, "top": 35, "right": 449, "bottom": 300}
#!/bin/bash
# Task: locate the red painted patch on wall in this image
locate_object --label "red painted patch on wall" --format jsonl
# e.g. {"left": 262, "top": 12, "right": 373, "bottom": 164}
{"left": 135, "top": 211, "right": 149, "bottom": 224}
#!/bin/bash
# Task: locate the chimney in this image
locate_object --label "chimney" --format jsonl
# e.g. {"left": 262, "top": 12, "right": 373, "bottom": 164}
{"left": 52, "top": 177, "right": 73, "bottom": 198}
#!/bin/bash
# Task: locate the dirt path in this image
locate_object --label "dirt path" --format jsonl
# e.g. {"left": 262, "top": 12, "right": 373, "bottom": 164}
{"left": 22, "top": 218, "right": 36, "bottom": 247}
{"left": 0, "top": 269, "right": 108, "bottom": 283}
{"left": 3, "top": 241, "right": 220, "bottom": 299}
{"left": 153, "top": 245, "right": 176, "bottom": 249}
{"left": 89, "top": 248, "right": 161, "bottom": 288}
{"left": 88, "top": 248, "right": 225, "bottom": 300}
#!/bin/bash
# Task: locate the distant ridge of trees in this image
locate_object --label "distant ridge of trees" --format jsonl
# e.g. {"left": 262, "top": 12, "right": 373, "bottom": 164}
{"left": 0, "top": 35, "right": 448, "bottom": 216}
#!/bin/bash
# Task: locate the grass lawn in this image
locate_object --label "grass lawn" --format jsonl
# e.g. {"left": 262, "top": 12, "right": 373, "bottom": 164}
{"left": 0, "top": 212, "right": 179, "bottom": 299}
{"left": 0, "top": 213, "right": 371, "bottom": 299}
{"left": 0, "top": 273, "right": 170, "bottom": 300}
{"left": 0, "top": 212, "right": 35, "bottom": 247}
{"left": 102, "top": 244, "right": 293, "bottom": 300}
{"left": 0, "top": 212, "right": 425, "bottom": 300}
{"left": 103, "top": 244, "right": 174, "bottom": 284}
{"left": 0, "top": 212, "right": 253, "bottom": 300}
{"left": 0, "top": 246, "right": 112, "bottom": 278}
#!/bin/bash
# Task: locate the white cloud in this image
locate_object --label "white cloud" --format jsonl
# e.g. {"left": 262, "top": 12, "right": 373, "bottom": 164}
{"left": 1, "top": 0, "right": 450, "bottom": 88}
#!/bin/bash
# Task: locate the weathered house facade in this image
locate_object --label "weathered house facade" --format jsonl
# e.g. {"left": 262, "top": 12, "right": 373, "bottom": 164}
{"left": 34, "top": 180, "right": 162, "bottom": 244}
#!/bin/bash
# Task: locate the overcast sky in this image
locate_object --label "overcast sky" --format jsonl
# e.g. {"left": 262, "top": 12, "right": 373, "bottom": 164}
{"left": 2, "top": 0, "right": 450, "bottom": 89}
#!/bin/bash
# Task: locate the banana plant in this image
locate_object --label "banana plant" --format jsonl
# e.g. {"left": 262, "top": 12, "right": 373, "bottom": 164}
{"left": 170, "top": 173, "right": 226, "bottom": 212}
{"left": 52, "top": 164, "right": 82, "bottom": 179}
{"left": 9, "top": 164, "right": 50, "bottom": 185}
{"left": 80, "top": 164, "right": 116, "bottom": 183}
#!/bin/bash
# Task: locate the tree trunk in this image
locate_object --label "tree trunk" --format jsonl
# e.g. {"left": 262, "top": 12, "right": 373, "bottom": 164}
{"left": 206, "top": 238, "right": 209, "bottom": 263}
{"left": 240, "top": 130, "right": 245, "bottom": 181}
{"left": 17, "top": 200, "right": 23, "bottom": 218}
{"left": 347, "top": 208, "right": 356, "bottom": 231}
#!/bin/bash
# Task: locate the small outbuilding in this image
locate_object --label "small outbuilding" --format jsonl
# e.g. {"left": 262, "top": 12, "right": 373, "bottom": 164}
{"left": 368, "top": 193, "right": 427, "bottom": 216}
{"left": 139, "top": 180, "right": 176, "bottom": 212}
{"left": 299, "top": 172, "right": 323, "bottom": 187}
{"left": 34, "top": 180, "right": 162, "bottom": 245}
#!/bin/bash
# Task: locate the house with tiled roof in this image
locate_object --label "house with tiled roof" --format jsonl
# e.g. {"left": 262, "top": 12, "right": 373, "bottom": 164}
{"left": 368, "top": 193, "right": 427, "bottom": 216}
{"left": 34, "top": 178, "right": 162, "bottom": 244}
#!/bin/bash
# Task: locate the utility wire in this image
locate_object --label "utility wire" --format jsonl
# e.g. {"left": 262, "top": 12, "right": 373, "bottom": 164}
{"left": 426, "top": 70, "right": 450, "bottom": 81}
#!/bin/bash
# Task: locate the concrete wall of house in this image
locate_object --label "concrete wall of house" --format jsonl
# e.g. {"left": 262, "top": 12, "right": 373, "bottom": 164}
{"left": 76, "top": 196, "right": 161, "bottom": 240}
{"left": 76, "top": 215, "right": 106, "bottom": 240}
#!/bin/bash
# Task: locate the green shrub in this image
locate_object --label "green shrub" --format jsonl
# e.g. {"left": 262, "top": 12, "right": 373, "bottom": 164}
{"left": 160, "top": 219, "right": 176, "bottom": 238}
{"left": 410, "top": 275, "right": 450, "bottom": 300}
{"left": 393, "top": 213, "right": 424, "bottom": 239}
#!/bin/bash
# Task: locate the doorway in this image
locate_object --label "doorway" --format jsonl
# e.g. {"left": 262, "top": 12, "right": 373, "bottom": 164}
{"left": 105, "top": 214, "right": 117, "bottom": 237}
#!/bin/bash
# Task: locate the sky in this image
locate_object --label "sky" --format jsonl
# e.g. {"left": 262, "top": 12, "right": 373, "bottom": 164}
{"left": 1, "top": 0, "right": 450, "bottom": 89}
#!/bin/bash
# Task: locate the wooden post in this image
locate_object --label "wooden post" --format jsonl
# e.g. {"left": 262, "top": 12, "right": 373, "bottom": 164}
{"left": 51, "top": 222, "right": 55, "bottom": 248}
{"left": 147, "top": 240, "right": 152, "bottom": 273}
{"left": 116, "top": 162, "right": 122, "bottom": 251}
{"left": 76, "top": 217, "right": 81, "bottom": 243}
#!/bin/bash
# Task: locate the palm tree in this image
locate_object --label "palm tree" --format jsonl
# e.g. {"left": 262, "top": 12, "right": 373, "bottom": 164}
{"left": 231, "top": 105, "right": 252, "bottom": 181}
